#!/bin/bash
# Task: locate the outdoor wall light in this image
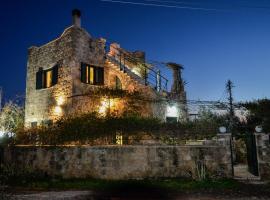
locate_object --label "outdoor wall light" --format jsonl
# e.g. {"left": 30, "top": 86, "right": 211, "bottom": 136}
{"left": 99, "top": 98, "right": 116, "bottom": 115}
{"left": 166, "top": 105, "right": 178, "bottom": 117}
{"left": 56, "top": 96, "right": 65, "bottom": 106}
{"left": 0, "top": 131, "right": 5, "bottom": 138}
{"left": 255, "top": 125, "right": 263, "bottom": 133}
{"left": 219, "top": 126, "right": 227, "bottom": 133}
{"left": 54, "top": 106, "right": 62, "bottom": 116}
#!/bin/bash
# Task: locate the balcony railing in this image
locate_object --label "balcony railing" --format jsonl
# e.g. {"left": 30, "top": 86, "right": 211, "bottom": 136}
{"left": 105, "top": 43, "right": 169, "bottom": 92}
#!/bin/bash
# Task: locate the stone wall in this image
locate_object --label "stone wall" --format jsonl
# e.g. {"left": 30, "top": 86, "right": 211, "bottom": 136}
{"left": 25, "top": 23, "right": 170, "bottom": 126}
{"left": 255, "top": 133, "right": 270, "bottom": 180}
{"left": 3, "top": 140, "right": 232, "bottom": 180}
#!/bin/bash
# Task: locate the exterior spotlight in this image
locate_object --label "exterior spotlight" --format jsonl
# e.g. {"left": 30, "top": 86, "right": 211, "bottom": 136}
{"left": 54, "top": 106, "right": 62, "bottom": 116}
{"left": 255, "top": 125, "right": 263, "bottom": 133}
{"left": 166, "top": 105, "right": 178, "bottom": 117}
{"left": 56, "top": 96, "right": 65, "bottom": 106}
{"left": 0, "top": 131, "right": 5, "bottom": 138}
{"left": 219, "top": 126, "right": 227, "bottom": 133}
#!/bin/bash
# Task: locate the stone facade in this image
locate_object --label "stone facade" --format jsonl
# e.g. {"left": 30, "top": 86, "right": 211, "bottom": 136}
{"left": 255, "top": 133, "right": 270, "bottom": 180}
{"left": 3, "top": 143, "right": 232, "bottom": 180}
{"left": 24, "top": 10, "right": 187, "bottom": 127}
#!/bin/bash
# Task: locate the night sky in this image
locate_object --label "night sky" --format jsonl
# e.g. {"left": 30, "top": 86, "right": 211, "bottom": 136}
{"left": 1, "top": 0, "right": 270, "bottom": 102}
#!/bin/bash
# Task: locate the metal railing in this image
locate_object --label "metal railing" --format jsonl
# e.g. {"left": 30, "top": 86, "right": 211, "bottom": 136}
{"left": 105, "top": 43, "right": 169, "bottom": 92}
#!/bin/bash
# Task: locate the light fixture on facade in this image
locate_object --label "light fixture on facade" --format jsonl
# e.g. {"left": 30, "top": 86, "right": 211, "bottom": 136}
{"left": 54, "top": 106, "right": 62, "bottom": 116}
{"left": 219, "top": 126, "right": 227, "bottom": 133}
{"left": 0, "top": 131, "right": 5, "bottom": 138}
{"left": 99, "top": 98, "right": 115, "bottom": 115}
{"left": 255, "top": 125, "right": 263, "bottom": 133}
{"left": 166, "top": 105, "right": 178, "bottom": 117}
{"left": 56, "top": 96, "right": 65, "bottom": 106}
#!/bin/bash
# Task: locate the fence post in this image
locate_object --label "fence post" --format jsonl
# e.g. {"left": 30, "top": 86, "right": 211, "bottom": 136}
{"left": 156, "top": 70, "right": 161, "bottom": 92}
{"left": 119, "top": 52, "right": 122, "bottom": 71}
{"left": 254, "top": 132, "right": 270, "bottom": 180}
{"left": 123, "top": 54, "right": 126, "bottom": 73}
{"left": 144, "top": 63, "right": 148, "bottom": 86}
{"left": 217, "top": 133, "right": 234, "bottom": 177}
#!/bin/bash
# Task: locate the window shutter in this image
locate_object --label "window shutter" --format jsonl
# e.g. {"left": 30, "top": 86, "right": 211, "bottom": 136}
{"left": 95, "top": 67, "right": 104, "bottom": 85}
{"left": 52, "top": 65, "right": 58, "bottom": 85}
{"left": 81, "top": 63, "right": 86, "bottom": 83}
{"left": 36, "top": 69, "right": 43, "bottom": 89}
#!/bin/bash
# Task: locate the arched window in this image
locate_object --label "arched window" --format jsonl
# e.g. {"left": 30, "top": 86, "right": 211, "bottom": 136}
{"left": 115, "top": 76, "right": 122, "bottom": 90}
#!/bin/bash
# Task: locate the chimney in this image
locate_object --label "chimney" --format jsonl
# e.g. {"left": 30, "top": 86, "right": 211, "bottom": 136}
{"left": 72, "top": 9, "right": 81, "bottom": 27}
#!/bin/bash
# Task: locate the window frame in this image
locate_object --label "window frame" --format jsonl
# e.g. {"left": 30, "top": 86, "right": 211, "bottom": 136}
{"left": 81, "top": 63, "right": 104, "bottom": 85}
{"left": 36, "top": 65, "right": 58, "bottom": 90}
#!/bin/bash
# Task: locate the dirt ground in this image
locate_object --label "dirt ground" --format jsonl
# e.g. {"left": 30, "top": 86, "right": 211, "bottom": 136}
{"left": 3, "top": 188, "right": 269, "bottom": 200}
{"left": 6, "top": 191, "right": 269, "bottom": 200}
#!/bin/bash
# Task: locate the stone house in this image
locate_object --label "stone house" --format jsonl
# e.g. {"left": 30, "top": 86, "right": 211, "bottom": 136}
{"left": 24, "top": 9, "right": 187, "bottom": 127}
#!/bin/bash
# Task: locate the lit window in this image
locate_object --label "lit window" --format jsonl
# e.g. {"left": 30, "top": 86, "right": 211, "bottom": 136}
{"left": 45, "top": 70, "right": 53, "bottom": 88}
{"left": 36, "top": 65, "right": 58, "bottom": 89}
{"left": 81, "top": 63, "right": 104, "bottom": 85}
{"left": 90, "top": 66, "right": 94, "bottom": 84}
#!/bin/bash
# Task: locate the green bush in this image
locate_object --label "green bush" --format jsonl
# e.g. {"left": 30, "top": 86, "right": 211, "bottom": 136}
{"left": 15, "top": 113, "right": 162, "bottom": 145}
{"left": 0, "top": 164, "right": 47, "bottom": 186}
{"left": 14, "top": 111, "right": 227, "bottom": 145}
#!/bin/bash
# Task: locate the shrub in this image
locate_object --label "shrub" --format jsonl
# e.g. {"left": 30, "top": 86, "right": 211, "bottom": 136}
{"left": 15, "top": 111, "right": 227, "bottom": 145}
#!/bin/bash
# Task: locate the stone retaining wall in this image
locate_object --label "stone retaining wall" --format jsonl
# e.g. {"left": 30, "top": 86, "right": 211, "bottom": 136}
{"left": 255, "top": 133, "right": 270, "bottom": 180}
{"left": 3, "top": 142, "right": 232, "bottom": 179}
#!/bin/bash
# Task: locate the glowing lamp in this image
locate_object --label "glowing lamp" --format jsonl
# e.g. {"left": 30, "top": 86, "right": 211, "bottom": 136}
{"left": 54, "top": 106, "right": 62, "bottom": 116}
{"left": 56, "top": 96, "right": 65, "bottom": 106}
{"left": 255, "top": 125, "right": 263, "bottom": 133}
{"left": 219, "top": 126, "right": 227, "bottom": 133}
{"left": 166, "top": 105, "right": 178, "bottom": 117}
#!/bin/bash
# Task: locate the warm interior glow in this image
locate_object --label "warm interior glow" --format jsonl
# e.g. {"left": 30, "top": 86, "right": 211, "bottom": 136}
{"left": 46, "top": 70, "right": 53, "bottom": 88}
{"left": 54, "top": 106, "right": 62, "bottom": 116}
{"left": 90, "top": 67, "right": 94, "bottom": 84}
{"left": 86, "top": 66, "right": 89, "bottom": 84}
{"left": 167, "top": 105, "right": 178, "bottom": 117}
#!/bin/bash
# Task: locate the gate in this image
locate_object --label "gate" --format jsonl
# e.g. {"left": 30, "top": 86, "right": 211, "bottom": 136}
{"left": 246, "top": 133, "right": 259, "bottom": 176}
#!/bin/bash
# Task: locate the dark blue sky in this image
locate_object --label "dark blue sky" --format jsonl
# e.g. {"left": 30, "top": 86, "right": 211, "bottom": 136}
{"left": 1, "top": 0, "right": 270, "bottom": 102}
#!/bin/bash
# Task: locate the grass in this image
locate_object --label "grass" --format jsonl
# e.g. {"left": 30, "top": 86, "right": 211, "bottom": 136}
{"left": 14, "top": 178, "right": 240, "bottom": 191}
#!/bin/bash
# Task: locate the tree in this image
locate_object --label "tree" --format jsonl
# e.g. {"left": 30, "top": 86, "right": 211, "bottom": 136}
{"left": 242, "top": 99, "right": 270, "bottom": 132}
{"left": 0, "top": 101, "right": 24, "bottom": 134}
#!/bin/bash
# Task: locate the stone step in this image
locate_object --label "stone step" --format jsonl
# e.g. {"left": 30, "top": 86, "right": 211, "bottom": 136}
{"left": 106, "top": 60, "right": 146, "bottom": 86}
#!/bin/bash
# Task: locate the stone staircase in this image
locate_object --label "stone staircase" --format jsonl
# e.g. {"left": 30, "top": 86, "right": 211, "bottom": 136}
{"left": 106, "top": 55, "right": 148, "bottom": 87}
{"left": 233, "top": 164, "right": 265, "bottom": 184}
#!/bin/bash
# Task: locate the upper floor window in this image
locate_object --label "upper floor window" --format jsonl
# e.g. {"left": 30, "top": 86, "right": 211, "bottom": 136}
{"left": 81, "top": 63, "right": 104, "bottom": 85}
{"left": 36, "top": 65, "right": 58, "bottom": 89}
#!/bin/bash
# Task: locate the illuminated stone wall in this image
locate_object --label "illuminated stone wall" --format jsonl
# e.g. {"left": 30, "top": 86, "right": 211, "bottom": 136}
{"left": 25, "top": 26, "right": 75, "bottom": 126}
{"left": 3, "top": 143, "right": 232, "bottom": 179}
{"left": 25, "top": 24, "right": 170, "bottom": 126}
